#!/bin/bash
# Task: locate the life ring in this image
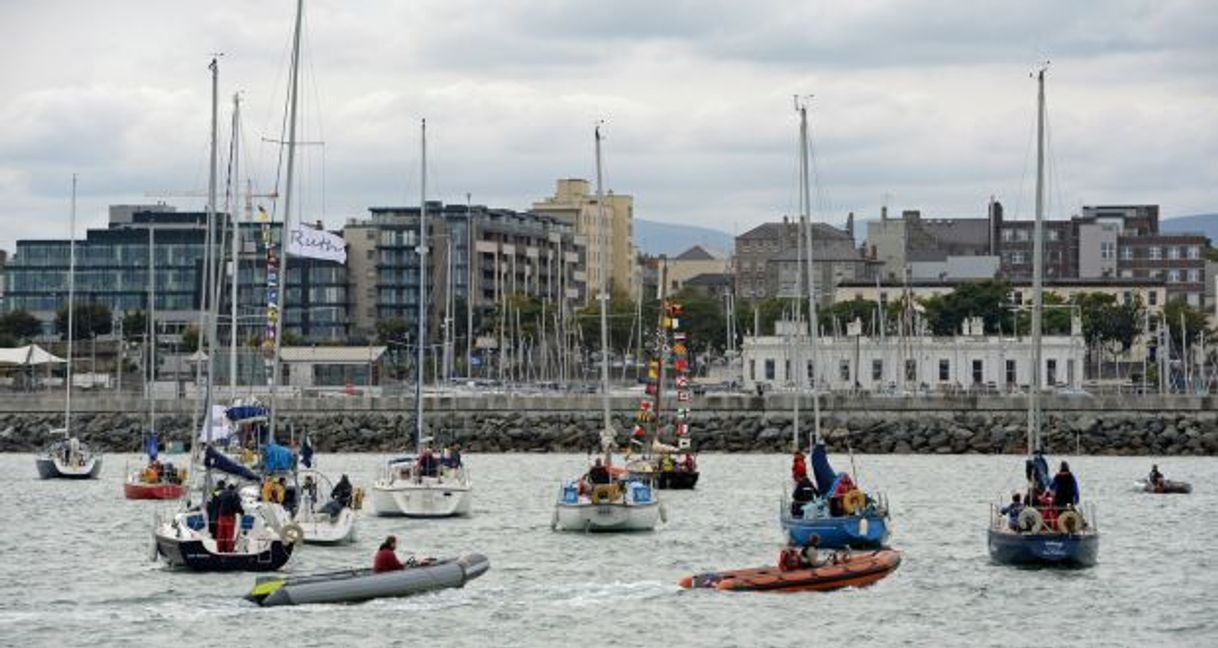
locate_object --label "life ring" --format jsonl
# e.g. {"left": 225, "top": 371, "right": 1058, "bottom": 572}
{"left": 281, "top": 523, "right": 305, "bottom": 545}
{"left": 1017, "top": 507, "right": 1044, "bottom": 533}
{"left": 1057, "top": 510, "right": 1083, "bottom": 534}
{"left": 352, "top": 487, "right": 365, "bottom": 511}
{"left": 591, "top": 484, "right": 616, "bottom": 504}
{"left": 842, "top": 490, "right": 867, "bottom": 515}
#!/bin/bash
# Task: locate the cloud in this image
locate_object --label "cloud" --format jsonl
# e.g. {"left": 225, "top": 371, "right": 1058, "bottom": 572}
{"left": 0, "top": 0, "right": 1215, "bottom": 254}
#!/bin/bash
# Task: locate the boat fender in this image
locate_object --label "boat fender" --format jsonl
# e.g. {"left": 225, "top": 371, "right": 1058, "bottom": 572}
{"left": 1017, "top": 507, "right": 1044, "bottom": 533}
{"left": 281, "top": 523, "right": 305, "bottom": 545}
{"left": 859, "top": 516, "right": 870, "bottom": 537}
{"left": 1057, "top": 510, "right": 1083, "bottom": 534}
{"left": 592, "top": 484, "right": 616, "bottom": 504}
{"left": 843, "top": 490, "right": 866, "bottom": 515}
{"left": 659, "top": 503, "right": 668, "bottom": 524}
{"left": 353, "top": 487, "right": 365, "bottom": 511}
{"left": 550, "top": 509, "right": 559, "bottom": 532}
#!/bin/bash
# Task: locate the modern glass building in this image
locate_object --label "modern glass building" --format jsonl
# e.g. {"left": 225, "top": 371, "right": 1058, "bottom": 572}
{"left": 4, "top": 207, "right": 348, "bottom": 343}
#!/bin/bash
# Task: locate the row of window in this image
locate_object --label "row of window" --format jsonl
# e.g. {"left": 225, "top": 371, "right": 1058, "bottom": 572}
{"left": 749, "top": 357, "right": 1071, "bottom": 385}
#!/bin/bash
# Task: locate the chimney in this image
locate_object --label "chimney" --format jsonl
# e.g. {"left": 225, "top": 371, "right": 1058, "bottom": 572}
{"left": 846, "top": 212, "right": 855, "bottom": 238}
{"left": 881, "top": 205, "right": 888, "bottom": 221}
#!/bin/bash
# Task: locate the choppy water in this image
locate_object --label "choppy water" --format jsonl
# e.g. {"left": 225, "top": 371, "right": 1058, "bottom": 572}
{"left": 0, "top": 452, "right": 1214, "bottom": 647}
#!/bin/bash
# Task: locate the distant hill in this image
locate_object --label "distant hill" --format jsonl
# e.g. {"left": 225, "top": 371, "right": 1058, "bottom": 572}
{"left": 634, "top": 219, "right": 733, "bottom": 257}
{"left": 1161, "top": 214, "right": 1218, "bottom": 241}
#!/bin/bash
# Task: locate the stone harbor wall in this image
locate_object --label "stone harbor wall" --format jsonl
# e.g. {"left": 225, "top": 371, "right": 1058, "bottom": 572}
{"left": 3, "top": 408, "right": 1216, "bottom": 456}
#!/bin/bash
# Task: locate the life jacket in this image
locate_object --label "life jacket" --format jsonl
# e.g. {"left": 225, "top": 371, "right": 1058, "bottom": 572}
{"left": 779, "top": 547, "right": 804, "bottom": 572}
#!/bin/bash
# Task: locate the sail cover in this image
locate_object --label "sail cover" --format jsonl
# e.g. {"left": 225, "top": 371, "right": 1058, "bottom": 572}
{"left": 203, "top": 446, "right": 259, "bottom": 481}
{"left": 810, "top": 443, "right": 837, "bottom": 497}
{"left": 263, "top": 442, "right": 295, "bottom": 473}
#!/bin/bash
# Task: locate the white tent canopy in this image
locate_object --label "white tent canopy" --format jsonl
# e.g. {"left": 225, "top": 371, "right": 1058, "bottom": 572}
{"left": 0, "top": 345, "right": 66, "bottom": 366}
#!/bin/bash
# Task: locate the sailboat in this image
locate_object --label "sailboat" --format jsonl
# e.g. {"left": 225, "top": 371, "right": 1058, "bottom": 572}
{"left": 370, "top": 119, "right": 473, "bottom": 518}
{"left": 153, "top": 47, "right": 300, "bottom": 571}
{"left": 625, "top": 260, "right": 699, "bottom": 489}
{"left": 35, "top": 175, "right": 103, "bottom": 480}
{"left": 986, "top": 65, "right": 1099, "bottom": 568}
{"left": 552, "top": 125, "right": 664, "bottom": 532}
{"left": 779, "top": 98, "right": 889, "bottom": 549}
{"left": 125, "top": 224, "right": 186, "bottom": 499}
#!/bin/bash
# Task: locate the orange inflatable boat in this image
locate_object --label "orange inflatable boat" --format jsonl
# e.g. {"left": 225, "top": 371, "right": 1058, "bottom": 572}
{"left": 679, "top": 549, "right": 901, "bottom": 593}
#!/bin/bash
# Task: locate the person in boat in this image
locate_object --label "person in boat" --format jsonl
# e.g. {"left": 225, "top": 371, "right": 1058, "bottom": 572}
{"left": 1051, "top": 461, "right": 1079, "bottom": 511}
{"left": 1148, "top": 464, "right": 1165, "bottom": 490}
{"left": 418, "top": 448, "right": 438, "bottom": 478}
{"left": 68, "top": 436, "right": 80, "bottom": 465}
{"left": 791, "top": 450, "right": 808, "bottom": 483}
{"left": 1000, "top": 493, "right": 1024, "bottom": 532}
{"left": 779, "top": 538, "right": 805, "bottom": 572}
{"left": 207, "top": 479, "right": 227, "bottom": 538}
{"left": 373, "top": 535, "right": 406, "bottom": 573}
{"left": 800, "top": 535, "right": 824, "bottom": 568}
{"left": 790, "top": 475, "right": 817, "bottom": 518}
{"left": 587, "top": 458, "right": 611, "bottom": 485}
{"left": 681, "top": 454, "right": 696, "bottom": 472}
{"left": 216, "top": 483, "right": 244, "bottom": 553}
{"left": 449, "top": 445, "right": 462, "bottom": 468}
{"left": 661, "top": 454, "right": 676, "bottom": 472}
{"left": 320, "top": 474, "right": 353, "bottom": 519}
{"left": 262, "top": 477, "right": 285, "bottom": 504}
{"left": 301, "top": 475, "right": 318, "bottom": 511}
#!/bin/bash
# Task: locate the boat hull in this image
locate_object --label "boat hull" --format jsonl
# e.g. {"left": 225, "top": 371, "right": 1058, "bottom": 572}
{"left": 124, "top": 481, "right": 185, "bottom": 500}
{"left": 553, "top": 501, "right": 661, "bottom": 532}
{"left": 370, "top": 479, "right": 472, "bottom": 518}
{"left": 155, "top": 534, "right": 293, "bottom": 572}
{"left": 35, "top": 456, "right": 102, "bottom": 480}
{"left": 781, "top": 512, "right": 889, "bottom": 550}
{"left": 654, "top": 471, "right": 699, "bottom": 490}
{"left": 1136, "top": 479, "right": 1192, "bottom": 494}
{"left": 247, "top": 554, "right": 490, "bottom": 607}
{"left": 680, "top": 550, "right": 902, "bottom": 593}
{"left": 296, "top": 508, "right": 358, "bottom": 546}
{"left": 987, "top": 528, "right": 1099, "bottom": 568}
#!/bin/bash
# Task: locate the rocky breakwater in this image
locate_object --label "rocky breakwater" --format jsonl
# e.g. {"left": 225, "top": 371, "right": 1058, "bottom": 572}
{"left": 1, "top": 409, "right": 1216, "bottom": 456}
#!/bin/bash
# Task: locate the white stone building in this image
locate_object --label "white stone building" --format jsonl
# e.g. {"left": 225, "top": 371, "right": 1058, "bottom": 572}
{"left": 742, "top": 318, "right": 1085, "bottom": 393}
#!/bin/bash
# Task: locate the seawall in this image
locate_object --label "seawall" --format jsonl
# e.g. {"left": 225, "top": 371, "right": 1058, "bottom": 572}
{"left": 3, "top": 393, "right": 1215, "bottom": 455}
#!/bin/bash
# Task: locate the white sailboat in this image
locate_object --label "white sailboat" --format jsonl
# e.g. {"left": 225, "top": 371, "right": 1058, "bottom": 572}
{"left": 370, "top": 119, "right": 473, "bottom": 518}
{"left": 35, "top": 175, "right": 103, "bottom": 480}
{"left": 552, "top": 124, "right": 663, "bottom": 532}
{"left": 154, "top": 51, "right": 298, "bottom": 572}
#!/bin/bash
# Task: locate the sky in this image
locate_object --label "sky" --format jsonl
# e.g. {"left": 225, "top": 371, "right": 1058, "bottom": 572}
{"left": 1, "top": 0, "right": 1215, "bottom": 253}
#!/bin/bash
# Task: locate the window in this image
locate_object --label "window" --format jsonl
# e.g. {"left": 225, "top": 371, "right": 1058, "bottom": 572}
{"left": 1167, "top": 270, "right": 1180, "bottom": 283}
{"left": 1168, "top": 246, "right": 1181, "bottom": 260}
{"left": 807, "top": 360, "right": 815, "bottom": 382}
{"left": 1001, "top": 229, "right": 1014, "bottom": 242}
{"left": 1188, "top": 293, "right": 1201, "bottom": 307}
{"left": 1120, "top": 246, "right": 1133, "bottom": 260}
{"left": 939, "top": 359, "right": 950, "bottom": 382}
{"left": 1047, "top": 359, "right": 1058, "bottom": 386}
{"left": 1187, "top": 269, "right": 1200, "bottom": 283}
{"left": 1005, "top": 359, "right": 1017, "bottom": 385}
{"left": 1123, "top": 291, "right": 1133, "bottom": 304}
{"left": 1149, "top": 290, "right": 1158, "bottom": 306}
{"left": 971, "top": 359, "right": 983, "bottom": 385}
{"left": 1120, "top": 269, "right": 1133, "bottom": 278}
{"left": 1149, "top": 247, "right": 1162, "bottom": 260}
{"left": 784, "top": 359, "right": 791, "bottom": 382}
{"left": 1100, "top": 242, "right": 1116, "bottom": 259}
{"left": 1067, "top": 359, "right": 1075, "bottom": 386}
{"left": 749, "top": 359, "right": 756, "bottom": 381}
{"left": 839, "top": 360, "right": 851, "bottom": 383}
{"left": 764, "top": 359, "right": 775, "bottom": 380}
{"left": 1011, "top": 252, "right": 1027, "bottom": 265}
{"left": 1187, "top": 246, "right": 1200, "bottom": 260}
{"left": 1047, "top": 229, "right": 1060, "bottom": 242}
{"left": 905, "top": 359, "right": 917, "bottom": 382}
{"left": 1013, "top": 291, "right": 1023, "bottom": 304}
{"left": 1016, "top": 229, "right": 1029, "bottom": 242}
{"left": 872, "top": 359, "right": 883, "bottom": 381}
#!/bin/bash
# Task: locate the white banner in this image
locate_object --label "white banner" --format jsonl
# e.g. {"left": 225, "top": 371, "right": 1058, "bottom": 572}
{"left": 199, "top": 404, "right": 234, "bottom": 442}
{"left": 286, "top": 225, "right": 347, "bottom": 263}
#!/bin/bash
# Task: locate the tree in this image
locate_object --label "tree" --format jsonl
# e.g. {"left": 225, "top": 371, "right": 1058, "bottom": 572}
{"left": 921, "top": 280, "right": 1013, "bottom": 335}
{"left": 375, "top": 318, "right": 410, "bottom": 345}
{"left": 122, "top": 311, "right": 147, "bottom": 341}
{"left": 1014, "top": 292, "right": 1073, "bottom": 336}
{"left": 671, "top": 289, "right": 727, "bottom": 353}
{"left": 735, "top": 297, "right": 792, "bottom": 337}
{"left": 181, "top": 325, "right": 200, "bottom": 352}
{"left": 1162, "top": 298, "right": 1213, "bottom": 347}
{"left": 0, "top": 310, "right": 44, "bottom": 342}
{"left": 55, "top": 302, "right": 113, "bottom": 340}
{"left": 823, "top": 298, "right": 882, "bottom": 336}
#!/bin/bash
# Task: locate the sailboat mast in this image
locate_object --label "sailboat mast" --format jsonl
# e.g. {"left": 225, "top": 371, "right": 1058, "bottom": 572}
{"left": 798, "top": 98, "right": 823, "bottom": 446}
{"left": 654, "top": 258, "right": 668, "bottom": 446}
{"left": 1029, "top": 66, "right": 1046, "bottom": 456}
{"left": 65, "top": 174, "right": 77, "bottom": 432}
{"left": 148, "top": 226, "right": 156, "bottom": 435}
{"left": 269, "top": 0, "right": 303, "bottom": 443}
{"left": 230, "top": 93, "right": 241, "bottom": 398}
{"left": 595, "top": 125, "right": 611, "bottom": 434}
{"left": 414, "top": 118, "right": 428, "bottom": 449}
{"left": 200, "top": 56, "right": 220, "bottom": 446}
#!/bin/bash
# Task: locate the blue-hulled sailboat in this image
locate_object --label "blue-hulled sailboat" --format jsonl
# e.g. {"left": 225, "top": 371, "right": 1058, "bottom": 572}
{"left": 778, "top": 98, "right": 889, "bottom": 550}
{"left": 986, "top": 65, "right": 1098, "bottom": 568}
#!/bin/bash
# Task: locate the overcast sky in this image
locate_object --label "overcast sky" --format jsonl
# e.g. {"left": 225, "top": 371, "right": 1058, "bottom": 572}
{"left": 1, "top": 0, "right": 1215, "bottom": 253}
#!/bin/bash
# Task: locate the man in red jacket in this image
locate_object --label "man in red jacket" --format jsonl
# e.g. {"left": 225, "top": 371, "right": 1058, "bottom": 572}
{"left": 374, "top": 535, "right": 406, "bottom": 573}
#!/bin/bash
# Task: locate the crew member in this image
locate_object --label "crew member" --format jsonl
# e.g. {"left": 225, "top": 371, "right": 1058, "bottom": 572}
{"left": 800, "top": 535, "right": 823, "bottom": 568}
{"left": 791, "top": 450, "right": 808, "bottom": 482}
{"left": 207, "top": 479, "right": 227, "bottom": 538}
{"left": 373, "top": 535, "right": 406, "bottom": 573}
{"left": 1052, "top": 461, "right": 1079, "bottom": 510}
{"left": 779, "top": 539, "right": 805, "bottom": 572}
{"left": 791, "top": 476, "right": 817, "bottom": 517}
{"left": 1000, "top": 493, "right": 1024, "bottom": 531}
{"left": 587, "top": 458, "right": 611, "bottom": 485}
{"left": 216, "top": 483, "right": 244, "bottom": 553}
{"left": 1148, "top": 464, "right": 1164, "bottom": 491}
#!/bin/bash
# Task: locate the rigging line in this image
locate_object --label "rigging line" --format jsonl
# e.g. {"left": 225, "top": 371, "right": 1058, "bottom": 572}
{"left": 806, "top": 116, "right": 831, "bottom": 218}
{"left": 1012, "top": 84, "right": 1037, "bottom": 223}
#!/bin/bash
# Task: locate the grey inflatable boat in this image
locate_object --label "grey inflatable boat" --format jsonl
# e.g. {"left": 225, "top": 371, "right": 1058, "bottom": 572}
{"left": 245, "top": 553, "right": 490, "bottom": 607}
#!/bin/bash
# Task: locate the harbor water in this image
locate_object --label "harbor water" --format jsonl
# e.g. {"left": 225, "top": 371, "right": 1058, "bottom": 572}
{"left": 0, "top": 453, "right": 1214, "bottom": 647}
